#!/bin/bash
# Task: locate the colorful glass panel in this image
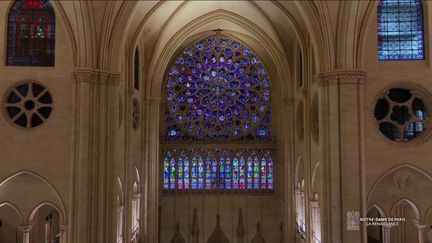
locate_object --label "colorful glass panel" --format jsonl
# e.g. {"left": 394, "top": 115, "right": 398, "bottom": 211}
{"left": 377, "top": 0, "right": 424, "bottom": 60}
{"left": 164, "top": 37, "right": 271, "bottom": 141}
{"left": 162, "top": 149, "right": 273, "bottom": 192}
{"left": 7, "top": 0, "right": 55, "bottom": 66}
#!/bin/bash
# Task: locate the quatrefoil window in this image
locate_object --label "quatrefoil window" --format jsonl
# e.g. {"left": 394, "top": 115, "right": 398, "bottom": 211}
{"left": 3, "top": 81, "right": 53, "bottom": 128}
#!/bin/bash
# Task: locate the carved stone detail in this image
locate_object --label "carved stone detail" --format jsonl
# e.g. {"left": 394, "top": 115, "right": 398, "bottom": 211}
{"left": 250, "top": 222, "right": 267, "bottom": 243}
{"left": 206, "top": 214, "right": 231, "bottom": 243}
{"left": 314, "top": 70, "right": 367, "bottom": 87}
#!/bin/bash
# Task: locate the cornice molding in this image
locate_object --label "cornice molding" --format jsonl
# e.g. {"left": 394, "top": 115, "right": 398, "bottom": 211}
{"left": 314, "top": 69, "right": 367, "bottom": 87}
{"left": 72, "top": 68, "right": 121, "bottom": 86}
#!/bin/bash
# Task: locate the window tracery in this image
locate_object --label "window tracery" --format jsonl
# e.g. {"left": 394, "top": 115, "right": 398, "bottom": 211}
{"left": 7, "top": 0, "right": 55, "bottom": 66}
{"left": 161, "top": 36, "right": 274, "bottom": 192}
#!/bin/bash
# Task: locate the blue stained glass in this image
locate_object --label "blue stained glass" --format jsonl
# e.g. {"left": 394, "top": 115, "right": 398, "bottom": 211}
{"left": 377, "top": 0, "right": 425, "bottom": 60}
{"left": 178, "top": 157, "right": 183, "bottom": 189}
{"left": 161, "top": 149, "right": 273, "bottom": 192}
{"left": 247, "top": 156, "right": 253, "bottom": 189}
{"left": 163, "top": 156, "right": 170, "bottom": 189}
{"left": 164, "top": 37, "right": 271, "bottom": 141}
{"left": 233, "top": 157, "right": 239, "bottom": 189}
{"left": 239, "top": 156, "right": 246, "bottom": 189}
{"left": 198, "top": 156, "right": 204, "bottom": 189}
{"left": 7, "top": 0, "right": 55, "bottom": 66}
{"left": 191, "top": 156, "right": 197, "bottom": 189}
{"left": 225, "top": 156, "right": 232, "bottom": 189}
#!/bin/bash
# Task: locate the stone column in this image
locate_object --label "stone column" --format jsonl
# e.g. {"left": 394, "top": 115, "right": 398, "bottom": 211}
{"left": 19, "top": 225, "right": 32, "bottom": 243}
{"left": 60, "top": 225, "right": 68, "bottom": 243}
{"left": 315, "top": 70, "right": 367, "bottom": 243}
{"left": 144, "top": 96, "right": 160, "bottom": 243}
{"left": 383, "top": 226, "right": 391, "bottom": 243}
{"left": 416, "top": 224, "right": 429, "bottom": 243}
{"left": 71, "top": 68, "right": 120, "bottom": 243}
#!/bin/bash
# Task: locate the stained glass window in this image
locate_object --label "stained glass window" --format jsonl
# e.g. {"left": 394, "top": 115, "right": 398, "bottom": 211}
{"left": 377, "top": 0, "right": 424, "bottom": 60}
{"left": 163, "top": 37, "right": 271, "bottom": 141}
{"left": 7, "top": 0, "right": 55, "bottom": 66}
{"left": 162, "top": 149, "right": 273, "bottom": 191}
{"left": 162, "top": 37, "right": 274, "bottom": 192}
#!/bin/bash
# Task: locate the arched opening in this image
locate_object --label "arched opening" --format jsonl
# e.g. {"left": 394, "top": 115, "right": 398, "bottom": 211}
{"left": 390, "top": 199, "right": 419, "bottom": 243}
{"left": 311, "top": 193, "right": 320, "bottom": 243}
{"left": 29, "top": 204, "right": 61, "bottom": 243}
{"left": 367, "top": 206, "right": 384, "bottom": 243}
{"left": 6, "top": 0, "right": 56, "bottom": 66}
{"left": 131, "top": 182, "right": 140, "bottom": 241}
{"left": 116, "top": 178, "right": 124, "bottom": 243}
{"left": 0, "top": 203, "right": 22, "bottom": 243}
{"left": 295, "top": 158, "right": 306, "bottom": 238}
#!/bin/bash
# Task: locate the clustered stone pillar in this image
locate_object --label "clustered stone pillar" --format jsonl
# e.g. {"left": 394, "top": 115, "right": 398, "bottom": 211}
{"left": 144, "top": 96, "right": 160, "bottom": 243}
{"left": 316, "top": 70, "right": 367, "bottom": 243}
{"left": 71, "top": 68, "right": 120, "bottom": 243}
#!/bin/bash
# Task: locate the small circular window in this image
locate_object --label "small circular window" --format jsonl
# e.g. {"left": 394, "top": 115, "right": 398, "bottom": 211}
{"left": 3, "top": 81, "right": 53, "bottom": 129}
{"left": 132, "top": 98, "right": 140, "bottom": 130}
{"left": 374, "top": 85, "right": 431, "bottom": 143}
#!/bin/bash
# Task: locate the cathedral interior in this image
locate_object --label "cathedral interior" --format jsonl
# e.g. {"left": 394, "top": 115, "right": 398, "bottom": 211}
{"left": 1, "top": 0, "right": 432, "bottom": 243}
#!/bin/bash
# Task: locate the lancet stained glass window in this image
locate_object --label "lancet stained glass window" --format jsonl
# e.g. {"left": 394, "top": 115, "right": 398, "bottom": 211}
{"left": 377, "top": 0, "right": 424, "bottom": 60}
{"left": 163, "top": 37, "right": 271, "bottom": 141}
{"left": 162, "top": 36, "right": 274, "bottom": 192}
{"left": 162, "top": 149, "right": 273, "bottom": 191}
{"left": 7, "top": 0, "right": 55, "bottom": 66}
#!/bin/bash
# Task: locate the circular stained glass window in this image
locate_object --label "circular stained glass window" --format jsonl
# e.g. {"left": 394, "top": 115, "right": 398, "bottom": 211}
{"left": 164, "top": 37, "right": 271, "bottom": 141}
{"left": 374, "top": 87, "right": 430, "bottom": 142}
{"left": 3, "top": 81, "right": 53, "bottom": 129}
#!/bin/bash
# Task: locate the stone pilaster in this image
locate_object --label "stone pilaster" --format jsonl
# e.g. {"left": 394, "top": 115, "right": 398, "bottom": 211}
{"left": 144, "top": 96, "right": 160, "bottom": 243}
{"left": 19, "top": 225, "right": 32, "bottom": 243}
{"left": 315, "top": 70, "right": 367, "bottom": 243}
{"left": 71, "top": 68, "right": 120, "bottom": 243}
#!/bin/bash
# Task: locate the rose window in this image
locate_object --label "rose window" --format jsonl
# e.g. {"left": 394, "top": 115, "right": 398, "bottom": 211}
{"left": 3, "top": 81, "right": 53, "bottom": 128}
{"left": 163, "top": 37, "right": 271, "bottom": 141}
{"left": 374, "top": 87, "right": 429, "bottom": 141}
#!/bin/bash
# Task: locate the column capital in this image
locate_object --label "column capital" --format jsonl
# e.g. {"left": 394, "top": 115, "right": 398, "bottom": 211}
{"left": 72, "top": 68, "right": 121, "bottom": 86}
{"left": 19, "top": 224, "right": 32, "bottom": 232}
{"left": 314, "top": 69, "right": 367, "bottom": 87}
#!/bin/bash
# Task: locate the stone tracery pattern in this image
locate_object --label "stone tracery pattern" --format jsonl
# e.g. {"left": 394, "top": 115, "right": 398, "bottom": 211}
{"left": 132, "top": 98, "right": 140, "bottom": 130}
{"left": 163, "top": 37, "right": 271, "bottom": 141}
{"left": 374, "top": 87, "right": 429, "bottom": 142}
{"left": 162, "top": 148, "right": 273, "bottom": 191}
{"left": 3, "top": 80, "right": 53, "bottom": 128}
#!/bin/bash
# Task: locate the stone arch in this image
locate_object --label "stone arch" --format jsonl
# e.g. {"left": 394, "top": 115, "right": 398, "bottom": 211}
{"left": 390, "top": 198, "right": 420, "bottom": 221}
{"left": 367, "top": 163, "right": 432, "bottom": 202}
{"left": 367, "top": 203, "right": 387, "bottom": 218}
{"left": 357, "top": 0, "right": 430, "bottom": 68}
{"left": 0, "top": 170, "right": 67, "bottom": 225}
{"left": 141, "top": 9, "right": 292, "bottom": 100}
{"left": 0, "top": 202, "right": 24, "bottom": 224}
{"left": 311, "top": 161, "right": 320, "bottom": 196}
{"left": 28, "top": 201, "right": 65, "bottom": 225}
{"left": 295, "top": 156, "right": 305, "bottom": 188}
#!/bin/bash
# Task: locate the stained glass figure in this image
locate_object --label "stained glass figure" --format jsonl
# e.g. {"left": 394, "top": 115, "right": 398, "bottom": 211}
{"left": 184, "top": 156, "right": 190, "bottom": 189}
{"left": 225, "top": 156, "right": 232, "bottom": 189}
{"left": 191, "top": 156, "right": 198, "bottom": 189}
{"left": 253, "top": 156, "right": 260, "bottom": 189}
{"left": 7, "top": 0, "right": 55, "bottom": 66}
{"left": 247, "top": 156, "right": 253, "bottom": 189}
{"left": 164, "top": 37, "right": 271, "bottom": 141}
{"left": 162, "top": 149, "right": 273, "bottom": 191}
{"left": 198, "top": 156, "right": 204, "bottom": 189}
{"left": 377, "top": 0, "right": 424, "bottom": 60}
